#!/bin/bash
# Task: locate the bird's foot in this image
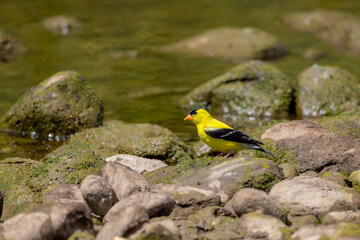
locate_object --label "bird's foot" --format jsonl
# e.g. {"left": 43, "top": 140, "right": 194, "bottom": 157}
{"left": 214, "top": 152, "right": 224, "bottom": 158}
{"left": 223, "top": 153, "right": 232, "bottom": 158}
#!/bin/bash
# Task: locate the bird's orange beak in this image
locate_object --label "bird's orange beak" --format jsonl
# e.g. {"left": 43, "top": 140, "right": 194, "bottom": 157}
{"left": 184, "top": 114, "right": 193, "bottom": 121}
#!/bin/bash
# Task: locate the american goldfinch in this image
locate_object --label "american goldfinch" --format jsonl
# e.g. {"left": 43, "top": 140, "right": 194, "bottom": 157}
{"left": 184, "top": 109, "right": 275, "bottom": 158}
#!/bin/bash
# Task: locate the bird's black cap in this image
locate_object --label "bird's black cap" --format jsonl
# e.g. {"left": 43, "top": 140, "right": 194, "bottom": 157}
{"left": 190, "top": 109, "right": 198, "bottom": 115}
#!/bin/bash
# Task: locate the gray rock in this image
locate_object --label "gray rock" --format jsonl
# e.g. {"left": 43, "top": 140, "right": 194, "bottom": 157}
{"left": 291, "top": 222, "right": 360, "bottom": 240}
{"left": 224, "top": 188, "right": 287, "bottom": 222}
{"left": 161, "top": 27, "right": 286, "bottom": 61}
{"left": 105, "top": 154, "right": 168, "bottom": 174}
{"left": 0, "top": 212, "right": 54, "bottom": 240}
{"left": 131, "top": 219, "right": 180, "bottom": 240}
{"left": 40, "top": 202, "right": 93, "bottom": 239}
{"left": 180, "top": 61, "right": 292, "bottom": 126}
{"left": 80, "top": 175, "right": 117, "bottom": 217}
{"left": 236, "top": 212, "right": 289, "bottom": 240}
{"left": 262, "top": 120, "right": 360, "bottom": 174}
{"left": 42, "top": 184, "right": 85, "bottom": 204}
{"left": 269, "top": 176, "right": 360, "bottom": 218}
{"left": 99, "top": 162, "right": 150, "bottom": 200}
{"left": 0, "top": 31, "right": 24, "bottom": 62}
{"left": 152, "top": 184, "right": 221, "bottom": 216}
{"left": 179, "top": 156, "right": 283, "bottom": 203}
{"left": 103, "top": 191, "right": 175, "bottom": 223}
{"left": 297, "top": 65, "right": 360, "bottom": 117}
{"left": 1, "top": 71, "right": 104, "bottom": 136}
{"left": 192, "top": 140, "right": 214, "bottom": 157}
{"left": 288, "top": 214, "right": 319, "bottom": 230}
{"left": 322, "top": 211, "right": 360, "bottom": 225}
{"left": 43, "top": 15, "right": 81, "bottom": 35}
{"left": 96, "top": 205, "right": 149, "bottom": 240}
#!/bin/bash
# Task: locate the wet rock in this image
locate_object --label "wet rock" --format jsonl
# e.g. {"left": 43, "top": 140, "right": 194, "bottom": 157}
{"left": 103, "top": 191, "right": 175, "bottom": 223}
{"left": 349, "top": 170, "right": 360, "bottom": 194}
{"left": 68, "top": 120, "right": 193, "bottom": 165}
{"left": 302, "top": 48, "right": 324, "bottom": 61}
{"left": 152, "top": 184, "right": 221, "bottom": 217}
{"left": 322, "top": 211, "right": 360, "bottom": 225}
{"left": 279, "top": 163, "right": 298, "bottom": 178}
{"left": 179, "top": 156, "right": 283, "bottom": 203}
{"left": 284, "top": 10, "right": 360, "bottom": 57}
{"left": 100, "top": 162, "right": 150, "bottom": 201}
{"left": 0, "top": 212, "right": 54, "bottom": 240}
{"left": 0, "top": 31, "right": 24, "bottom": 62}
{"left": 161, "top": 27, "right": 286, "bottom": 61}
{"left": 292, "top": 222, "right": 360, "bottom": 240}
{"left": 80, "top": 175, "right": 117, "bottom": 217}
{"left": 42, "top": 184, "right": 85, "bottom": 204}
{"left": 0, "top": 157, "right": 41, "bottom": 219}
{"left": 1, "top": 71, "right": 104, "bottom": 136}
{"left": 320, "top": 171, "right": 348, "bottom": 186}
{"left": 105, "top": 154, "right": 167, "bottom": 174}
{"left": 96, "top": 205, "right": 149, "bottom": 240}
{"left": 224, "top": 188, "right": 287, "bottom": 222}
{"left": 180, "top": 61, "right": 292, "bottom": 126}
{"left": 261, "top": 120, "right": 360, "bottom": 174}
{"left": 26, "top": 145, "right": 105, "bottom": 194}
{"left": 269, "top": 176, "right": 360, "bottom": 218}
{"left": 297, "top": 65, "right": 360, "bottom": 118}
{"left": 236, "top": 212, "right": 289, "bottom": 240}
{"left": 131, "top": 219, "right": 180, "bottom": 240}
{"left": 43, "top": 15, "right": 81, "bottom": 35}
{"left": 40, "top": 202, "right": 93, "bottom": 239}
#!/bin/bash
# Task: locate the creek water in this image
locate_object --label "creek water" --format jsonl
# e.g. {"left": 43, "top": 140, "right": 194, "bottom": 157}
{"left": 1, "top": 0, "right": 360, "bottom": 159}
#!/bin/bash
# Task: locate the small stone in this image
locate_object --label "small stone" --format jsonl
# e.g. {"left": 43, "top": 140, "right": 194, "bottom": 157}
{"left": 302, "top": 48, "right": 324, "bottom": 61}
{"left": 43, "top": 15, "right": 81, "bottom": 35}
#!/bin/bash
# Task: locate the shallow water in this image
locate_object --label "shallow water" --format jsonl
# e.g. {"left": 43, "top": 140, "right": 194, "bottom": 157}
{"left": 1, "top": 0, "right": 360, "bottom": 159}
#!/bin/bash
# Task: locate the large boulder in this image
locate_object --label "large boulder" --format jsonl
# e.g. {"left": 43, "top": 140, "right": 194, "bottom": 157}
{"left": 269, "top": 176, "right": 360, "bottom": 219}
{"left": 99, "top": 162, "right": 150, "bottom": 201}
{"left": 261, "top": 120, "right": 360, "bottom": 174}
{"left": 1, "top": 71, "right": 104, "bottom": 136}
{"left": 67, "top": 120, "right": 193, "bottom": 165}
{"left": 43, "top": 15, "right": 81, "bottom": 35}
{"left": 180, "top": 61, "right": 292, "bottom": 126}
{"left": 26, "top": 145, "right": 105, "bottom": 195}
{"left": 284, "top": 10, "right": 360, "bottom": 57}
{"left": 160, "top": 27, "right": 286, "bottom": 61}
{"left": 0, "top": 31, "right": 24, "bottom": 63}
{"left": 0, "top": 158, "right": 41, "bottom": 219}
{"left": 296, "top": 65, "right": 360, "bottom": 118}
{"left": 322, "top": 211, "right": 360, "bottom": 225}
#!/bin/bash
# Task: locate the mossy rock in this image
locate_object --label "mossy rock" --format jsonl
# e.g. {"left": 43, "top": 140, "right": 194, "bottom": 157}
{"left": 1, "top": 71, "right": 104, "bottom": 136}
{"left": 0, "top": 31, "right": 24, "bottom": 63}
{"left": 25, "top": 144, "right": 105, "bottom": 195}
{"left": 320, "top": 171, "right": 348, "bottom": 186}
{"left": 160, "top": 27, "right": 286, "bottom": 61}
{"left": 67, "top": 120, "right": 194, "bottom": 165}
{"left": 0, "top": 158, "right": 41, "bottom": 219}
{"left": 314, "top": 111, "right": 360, "bottom": 138}
{"left": 180, "top": 61, "right": 293, "bottom": 126}
{"left": 349, "top": 170, "right": 360, "bottom": 194}
{"left": 297, "top": 65, "right": 360, "bottom": 118}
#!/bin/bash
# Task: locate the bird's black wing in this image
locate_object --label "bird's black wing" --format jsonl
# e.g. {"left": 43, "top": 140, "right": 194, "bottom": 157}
{"left": 205, "top": 128, "right": 263, "bottom": 145}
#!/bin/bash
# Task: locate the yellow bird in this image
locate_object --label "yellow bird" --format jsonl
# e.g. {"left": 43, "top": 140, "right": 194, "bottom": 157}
{"left": 184, "top": 109, "right": 275, "bottom": 158}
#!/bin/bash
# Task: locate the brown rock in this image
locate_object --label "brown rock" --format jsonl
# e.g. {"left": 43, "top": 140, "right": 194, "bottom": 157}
{"left": 42, "top": 184, "right": 85, "bottom": 204}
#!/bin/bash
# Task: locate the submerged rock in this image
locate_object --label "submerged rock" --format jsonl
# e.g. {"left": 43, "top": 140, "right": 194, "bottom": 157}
{"left": 1, "top": 71, "right": 104, "bottom": 136}
{"left": 0, "top": 31, "right": 24, "bottom": 63}
{"left": 284, "top": 10, "right": 360, "bottom": 57}
{"left": 261, "top": 120, "right": 360, "bottom": 174}
{"left": 180, "top": 61, "right": 292, "bottom": 126}
{"left": 161, "top": 27, "right": 286, "bottom": 61}
{"left": 68, "top": 120, "right": 193, "bottom": 165}
{"left": 297, "top": 65, "right": 360, "bottom": 118}
{"left": 43, "top": 15, "right": 81, "bottom": 35}
{"left": 269, "top": 176, "right": 360, "bottom": 219}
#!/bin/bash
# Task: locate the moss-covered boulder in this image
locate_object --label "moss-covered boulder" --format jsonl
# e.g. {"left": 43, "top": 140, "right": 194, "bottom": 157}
{"left": 0, "top": 31, "right": 24, "bottom": 63}
{"left": 160, "top": 27, "right": 286, "bottom": 61}
{"left": 320, "top": 171, "right": 348, "bottom": 186}
{"left": 297, "top": 65, "right": 360, "bottom": 118}
{"left": 180, "top": 61, "right": 293, "bottom": 126}
{"left": 1, "top": 71, "right": 104, "bottom": 136}
{"left": 67, "top": 120, "right": 194, "bottom": 165}
{"left": 43, "top": 15, "right": 82, "bottom": 35}
{"left": 0, "top": 158, "right": 41, "bottom": 219}
{"left": 284, "top": 10, "right": 360, "bottom": 57}
{"left": 26, "top": 144, "right": 105, "bottom": 195}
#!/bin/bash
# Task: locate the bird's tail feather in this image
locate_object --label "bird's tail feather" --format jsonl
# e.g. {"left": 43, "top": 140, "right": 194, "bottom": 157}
{"left": 250, "top": 145, "right": 276, "bottom": 157}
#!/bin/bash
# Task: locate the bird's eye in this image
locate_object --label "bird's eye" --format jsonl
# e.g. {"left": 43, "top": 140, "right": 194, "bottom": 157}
{"left": 190, "top": 109, "right": 198, "bottom": 115}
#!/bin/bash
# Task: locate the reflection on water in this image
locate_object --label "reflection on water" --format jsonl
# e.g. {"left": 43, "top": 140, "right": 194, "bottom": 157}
{"left": 1, "top": 0, "right": 360, "bottom": 159}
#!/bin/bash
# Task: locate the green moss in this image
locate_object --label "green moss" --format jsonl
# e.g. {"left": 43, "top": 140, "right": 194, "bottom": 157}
{"left": 254, "top": 140, "right": 298, "bottom": 166}
{"left": 243, "top": 171, "right": 279, "bottom": 193}
{"left": 279, "top": 227, "right": 294, "bottom": 240}
{"left": 335, "top": 223, "right": 360, "bottom": 238}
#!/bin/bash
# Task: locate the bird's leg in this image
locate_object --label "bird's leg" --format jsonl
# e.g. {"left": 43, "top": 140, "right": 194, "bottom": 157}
{"left": 214, "top": 152, "right": 224, "bottom": 158}
{"left": 223, "top": 153, "right": 232, "bottom": 158}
